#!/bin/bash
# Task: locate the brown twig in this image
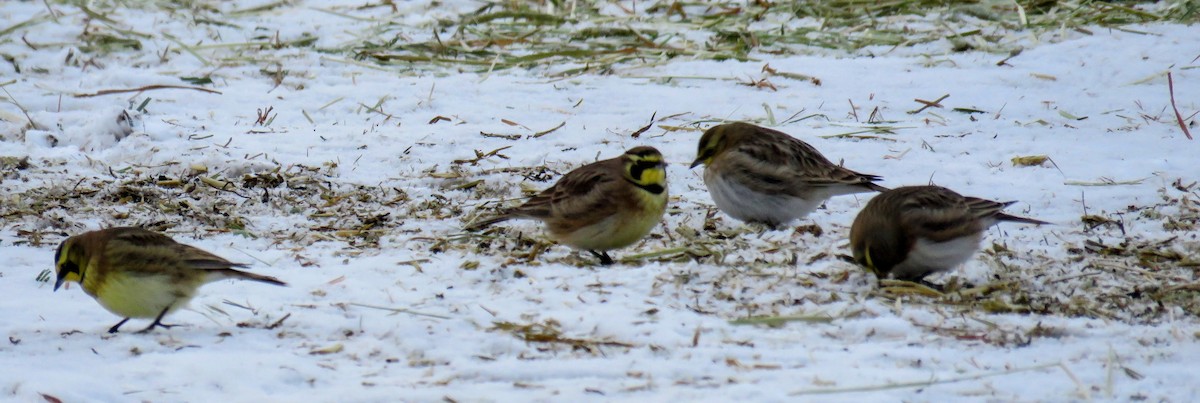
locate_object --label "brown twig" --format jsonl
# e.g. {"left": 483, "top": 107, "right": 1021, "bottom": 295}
{"left": 453, "top": 146, "right": 512, "bottom": 165}
{"left": 0, "top": 84, "right": 40, "bottom": 129}
{"left": 266, "top": 313, "right": 291, "bottom": 330}
{"left": 996, "top": 48, "right": 1022, "bottom": 67}
{"left": 908, "top": 94, "right": 950, "bottom": 114}
{"left": 529, "top": 121, "right": 566, "bottom": 138}
{"left": 742, "top": 76, "right": 777, "bottom": 91}
{"left": 74, "top": 85, "right": 222, "bottom": 98}
{"left": 1167, "top": 71, "right": 1193, "bottom": 140}
{"left": 255, "top": 106, "right": 275, "bottom": 126}
{"left": 479, "top": 131, "right": 521, "bottom": 140}
{"left": 631, "top": 112, "right": 655, "bottom": 138}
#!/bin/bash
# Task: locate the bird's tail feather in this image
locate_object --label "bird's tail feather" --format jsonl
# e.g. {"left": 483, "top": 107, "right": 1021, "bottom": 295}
{"left": 864, "top": 182, "right": 890, "bottom": 192}
{"left": 996, "top": 212, "right": 1051, "bottom": 226}
{"left": 212, "top": 269, "right": 287, "bottom": 286}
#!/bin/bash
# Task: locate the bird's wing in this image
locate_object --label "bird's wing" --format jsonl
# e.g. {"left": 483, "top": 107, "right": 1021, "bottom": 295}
{"left": 106, "top": 227, "right": 179, "bottom": 247}
{"left": 515, "top": 159, "right": 621, "bottom": 229}
{"left": 963, "top": 196, "right": 1050, "bottom": 225}
{"left": 723, "top": 134, "right": 880, "bottom": 196}
{"left": 897, "top": 187, "right": 984, "bottom": 243}
{"left": 106, "top": 227, "right": 245, "bottom": 271}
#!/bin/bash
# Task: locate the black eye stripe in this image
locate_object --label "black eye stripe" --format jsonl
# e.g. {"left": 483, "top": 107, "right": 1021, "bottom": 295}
{"left": 61, "top": 261, "right": 80, "bottom": 274}
{"left": 73, "top": 263, "right": 85, "bottom": 284}
{"left": 54, "top": 242, "right": 66, "bottom": 266}
{"left": 630, "top": 164, "right": 645, "bottom": 181}
{"left": 57, "top": 260, "right": 83, "bottom": 284}
{"left": 628, "top": 159, "right": 663, "bottom": 181}
{"left": 639, "top": 184, "right": 665, "bottom": 194}
{"left": 625, "top": 156, "right": 665, "bottom": 194}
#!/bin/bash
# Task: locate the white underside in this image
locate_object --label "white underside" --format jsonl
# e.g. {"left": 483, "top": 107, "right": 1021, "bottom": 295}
{"left": 890, "top": 233, "right": 983, "bottom": 279}
{"left": 704, "top": 171, "right": 821, "bottom": 226}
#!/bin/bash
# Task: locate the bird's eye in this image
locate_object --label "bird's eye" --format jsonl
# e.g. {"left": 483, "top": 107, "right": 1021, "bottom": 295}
{"left": 628, "top": 163, "right": 645, "bottom": 181}
{"left": 60, "top": 261, "right": 80, "bottom": 275}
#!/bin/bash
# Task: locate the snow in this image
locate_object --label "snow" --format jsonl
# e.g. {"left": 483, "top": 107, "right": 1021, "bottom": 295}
{"left": 2, "top": 1, "right": 1199, "bottom": 401}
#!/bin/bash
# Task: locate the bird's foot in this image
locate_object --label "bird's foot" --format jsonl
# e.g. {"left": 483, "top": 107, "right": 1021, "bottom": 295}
{"left": 136, "top": 320, "right": 179, "bottom": 334}
{"left": 589, "top": 250, "right": 614, "bottom": 266}
{"left": 107, "top": 318, "right": 132, "bottom": 334}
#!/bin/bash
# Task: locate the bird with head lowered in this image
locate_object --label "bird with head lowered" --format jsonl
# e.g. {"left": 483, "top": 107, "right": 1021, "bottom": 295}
{"left": 850, "top": 185, "right": 1049, "bottom": 285}
{"left": 466, "top": 146, "right": 669, "bottom": 265}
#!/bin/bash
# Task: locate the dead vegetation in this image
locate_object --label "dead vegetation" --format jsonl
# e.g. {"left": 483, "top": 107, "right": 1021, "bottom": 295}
{"left": 491, "top": 319, "right": 636, "bottom": 353}
{"left": 1, "top": 160, "right": 410, "bottom": 250}
{"left": 350, "top": 0, "right": 1198, "bottom": 76}
{"left": 3, "top": 1, "right": 1192, "bottom": 84}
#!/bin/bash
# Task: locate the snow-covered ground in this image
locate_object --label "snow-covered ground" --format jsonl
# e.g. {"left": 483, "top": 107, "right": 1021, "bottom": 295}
{"left": 2, "top": 1, "right": 1198, "bottom": 401}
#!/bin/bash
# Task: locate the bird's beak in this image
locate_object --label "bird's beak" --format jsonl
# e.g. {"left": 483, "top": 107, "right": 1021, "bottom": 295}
{"left": 53, "top": 271, "right": 66, "bottom": 292}
{"left": 689, "top": 158, "right": 703, "bottom": 169}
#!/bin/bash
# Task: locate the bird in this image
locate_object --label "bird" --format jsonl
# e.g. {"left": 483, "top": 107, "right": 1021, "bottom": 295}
{"left": 465, "top": 146, "right": 669, "bottom": 265}
{"left": 849, "top": 185, "right": 1049, "bottom": 283}
{"left": 689, "top": 122, "right": 887, "bottom": 228}
{"left": 53, "top": 227, "right": 286, "bottom": 334}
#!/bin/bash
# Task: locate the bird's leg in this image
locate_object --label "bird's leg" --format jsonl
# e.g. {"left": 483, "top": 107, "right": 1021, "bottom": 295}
{"left": 589, "top": 250, "right": 614, "bottom": 265}
{"left": 136, "top": 307, "right": 178, "bottom": 334}
{"left": 107, "top": 318, "right": 131, "bottom": 334}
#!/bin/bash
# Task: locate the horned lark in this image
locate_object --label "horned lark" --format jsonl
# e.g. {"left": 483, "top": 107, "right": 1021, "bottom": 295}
{"left": 690, "top": 122, "right": 887, "bottom": 228}
{"left": 849, "top": 185, "right": 1049, "bottom": 283}
{"left": 54, "top": 227, "right": 286, "bottom": 333}
{"left": 466, "top": 146, "right": 668, "bottom": 265}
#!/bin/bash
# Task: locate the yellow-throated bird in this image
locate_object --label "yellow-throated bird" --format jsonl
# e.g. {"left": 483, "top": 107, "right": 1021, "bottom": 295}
{"left": 850, "top": 185, "right": 1048, "bottom": 283}
{"left": 690, "top": 122, "right": 887, "bottom": 228}
{"left": 54, "top": 227, "right": 286, "bottom": 333}
{"left": 465, "top": 146, "right": 668, "bottom": 265}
